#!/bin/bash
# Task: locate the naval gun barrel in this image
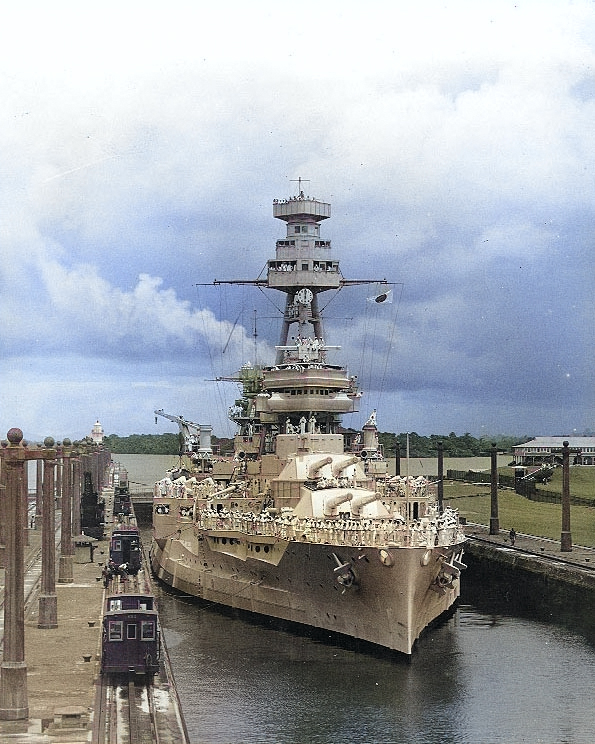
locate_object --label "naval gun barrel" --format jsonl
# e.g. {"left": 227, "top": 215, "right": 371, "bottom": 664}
{"left": 332, "top": 455, "right": 360, "bottom": 478}
{"left": 324, "top": 491, "right": 353, "bottom": 517}
{"left": 351, "top": 490, "right": 381, "bottom": 517}
{"left": 211, "top": 484, "right": 240, "bottom": 499}
{"left": 308, "top": 456, "right": 333, "bottom": 479}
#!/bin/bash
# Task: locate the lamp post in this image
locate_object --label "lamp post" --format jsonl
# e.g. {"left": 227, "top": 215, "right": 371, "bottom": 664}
{"left": 55, "top": 446, "right": 63, "bottom": 509}
{"left": 437, "top": 440, "right": 444, "bottom": 512}
{"left": 35, "top": 458, "right": 43, "bottom": 528}
{"left": 58, "top": 439, "right": 74, "bottom": 584}
{"left": 38, "top": 438, "right": 58, "bottom": 629}
{"left": 0, "top": 464, "right": 5, "bottom": 569}
{"left": 560, "top": 440, "right": 572, "bottom": 552}
{"left": 0, "top": 429, "right": 52, "bottom": 720}
{"left": 489, "top": 442, "right": 500, "bottom": 535}
{"left": 71, "top": 445, "right": 82, "bottom": 538}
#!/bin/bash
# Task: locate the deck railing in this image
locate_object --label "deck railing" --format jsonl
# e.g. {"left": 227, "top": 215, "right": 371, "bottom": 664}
{"left": 193, "top": 513, "right": 463, "bottom": 549}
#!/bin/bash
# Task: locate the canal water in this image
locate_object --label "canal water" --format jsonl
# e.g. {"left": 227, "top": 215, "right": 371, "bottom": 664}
{"left": 118, "top": 455, "right": 595, "bottom": 744}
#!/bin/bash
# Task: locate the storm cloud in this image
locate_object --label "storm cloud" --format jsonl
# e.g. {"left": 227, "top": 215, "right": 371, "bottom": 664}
{"left": 1, "top": 1, "right": 593, "bottom": 442}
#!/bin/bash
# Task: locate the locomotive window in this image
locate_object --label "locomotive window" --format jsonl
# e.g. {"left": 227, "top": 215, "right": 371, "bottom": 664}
{"left": 141, "top": 621, "right": 155, "bottom": 640}
{"left": 108, "top": 621, "right": 123, "bottom": 641}
{"left": 108, "top": 599, "right": 122, "bottom": 611}
{"left": 127, "top": 624, "right": 137, "bottom": 640}
{"left": 112, "top": 539, "right": 122, "bottom": 551}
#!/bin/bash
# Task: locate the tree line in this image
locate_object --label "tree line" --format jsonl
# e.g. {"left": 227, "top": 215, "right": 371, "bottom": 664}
{"left": 378, "top": 432, "right": 526, "bottom": 457}
{"left": 104, "top": 431, "right": 528, "bottom": 457}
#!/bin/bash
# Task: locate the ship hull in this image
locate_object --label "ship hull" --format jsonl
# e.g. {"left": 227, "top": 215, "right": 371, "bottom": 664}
{"left": 150, "top": 531, "right": 462, "bottom": 655}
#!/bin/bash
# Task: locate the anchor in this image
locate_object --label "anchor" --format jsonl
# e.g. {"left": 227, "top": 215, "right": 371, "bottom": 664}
{"left": 331, "top": 553, "right": 357, "bottom": 593}
{"left": 430, "top": 550, "right": 467, "bottom": 594}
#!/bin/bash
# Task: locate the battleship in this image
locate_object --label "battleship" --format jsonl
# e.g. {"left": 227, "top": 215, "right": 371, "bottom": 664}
{"left": 150, "top": 185, "right": 466, "bottom": 655}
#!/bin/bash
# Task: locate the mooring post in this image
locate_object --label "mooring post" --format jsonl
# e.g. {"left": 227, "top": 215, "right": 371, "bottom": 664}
{"left": 560, "top": 440, "right": 572, "bottom": 552}
{"left": 489, "top": 442, "right": 500, "bottom": 535}
{"left": 437, "top": 440, "right": 444, "bottom": 512}
{"left": 38, "top": 439, "right": 58, "bottom": 629}
{"left": 394, "top": 437, "right": 401, "bottom": 476}
{"left": 58, "top": 440, "right": 74, "bottom": 583}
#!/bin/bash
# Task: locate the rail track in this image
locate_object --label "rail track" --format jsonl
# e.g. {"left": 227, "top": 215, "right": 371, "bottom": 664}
{"left": 465, "top": 524, "right": 595, "bottom": 573}
{"left": 92, "top": 673, "right": 161, "bottom": 744}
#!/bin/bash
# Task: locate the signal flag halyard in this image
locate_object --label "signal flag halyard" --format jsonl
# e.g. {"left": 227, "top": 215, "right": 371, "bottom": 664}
{"left": 367, "top": 289, "right": 392, "bottom": 304}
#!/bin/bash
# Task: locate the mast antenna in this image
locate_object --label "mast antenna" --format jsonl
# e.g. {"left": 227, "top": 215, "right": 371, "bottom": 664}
{"left": 253, "top": 309, "right": 258, "bottom": 366}
{"left": 290, "top": 177, "right": 310, "bottom": 197}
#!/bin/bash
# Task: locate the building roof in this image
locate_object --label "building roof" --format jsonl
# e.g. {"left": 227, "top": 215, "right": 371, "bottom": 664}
{"left": 514, "top": 436, "right": 595, "bottom": 449}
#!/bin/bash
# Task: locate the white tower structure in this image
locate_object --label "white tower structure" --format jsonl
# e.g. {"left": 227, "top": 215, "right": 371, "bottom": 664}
{"left": 90, "top": 420, "right": 104, "bottom": 444}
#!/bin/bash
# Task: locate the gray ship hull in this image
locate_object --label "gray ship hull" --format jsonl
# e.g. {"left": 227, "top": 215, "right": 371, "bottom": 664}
{"left": 150, "top": 531, "right": 462, "bottom": 655}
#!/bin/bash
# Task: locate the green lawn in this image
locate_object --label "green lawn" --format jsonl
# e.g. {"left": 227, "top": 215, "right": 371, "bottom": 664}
{"left": 445, "top": 487, "right": 595, "bottom": 548}
{"left": 539, "top": 466, "right": 595, "bottom": 500}
{"left": 440, "top": 467, "right": 595, "bottom": 546}
{"left": 499, "top": 465, "right": 595, "bottom": 501}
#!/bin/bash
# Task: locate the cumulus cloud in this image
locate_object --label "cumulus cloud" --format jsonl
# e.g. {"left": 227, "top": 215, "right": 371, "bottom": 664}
{"left": 0, "top": 0, "right": 593, "bottom": 441}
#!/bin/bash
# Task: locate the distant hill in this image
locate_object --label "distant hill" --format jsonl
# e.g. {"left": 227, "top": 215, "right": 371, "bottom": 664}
{"left": 104, "top": 432, "right": 527, "bottom": 457}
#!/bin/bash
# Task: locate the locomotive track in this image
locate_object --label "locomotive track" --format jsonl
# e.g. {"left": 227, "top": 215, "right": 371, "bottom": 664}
{"left": 92, "top": 673, "right": 160, "bottom": 744}
{"left": 465, "top": 523, "right": 595, "bottom": 572}
{"left": 90, "top": 479, "right": 189, "bottom": 744}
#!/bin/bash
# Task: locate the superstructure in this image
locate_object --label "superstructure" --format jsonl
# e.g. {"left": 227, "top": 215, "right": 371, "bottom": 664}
{"left": 151, "top": 185, "right": 465, "bottom": 654}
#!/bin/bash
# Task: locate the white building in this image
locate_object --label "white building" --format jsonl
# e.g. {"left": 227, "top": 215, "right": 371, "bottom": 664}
{"left": 90, "top": 420, "right": 104, "bottom": 444}
{"left": 513, "top": 436, "right": 595, "bottom": 466}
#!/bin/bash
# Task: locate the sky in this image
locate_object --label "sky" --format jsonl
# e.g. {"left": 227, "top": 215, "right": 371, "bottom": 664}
{"left": 1, "top": 0, "right": 594, "bottom": 443}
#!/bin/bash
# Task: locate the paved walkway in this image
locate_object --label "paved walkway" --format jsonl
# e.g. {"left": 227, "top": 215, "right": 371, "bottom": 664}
{"left": 465, "top": 522, "right": 595, "bottom": 569}
{"left": 0, "top": 525, "right": 108, "bottom": 742}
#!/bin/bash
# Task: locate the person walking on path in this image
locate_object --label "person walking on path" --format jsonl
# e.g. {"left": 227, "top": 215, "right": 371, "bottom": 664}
{"left": 509, "top": 528, "right": 516, "bottom": 546}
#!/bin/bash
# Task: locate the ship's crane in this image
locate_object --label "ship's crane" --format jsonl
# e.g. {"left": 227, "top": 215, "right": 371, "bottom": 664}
{"left": 154, "top": 409, "right": 213, "bottom": 458}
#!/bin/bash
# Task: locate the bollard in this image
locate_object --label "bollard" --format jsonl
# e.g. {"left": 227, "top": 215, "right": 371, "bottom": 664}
{"left": 489, "top": 442, "right": 500, "bottom": 535}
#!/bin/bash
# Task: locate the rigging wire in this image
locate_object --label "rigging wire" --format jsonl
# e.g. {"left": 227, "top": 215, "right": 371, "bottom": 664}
{"left": 374, "top": 283, "right": 404, "bottom": 412}
{"left": 255, "top": 285, "right": 285, "bottom": 316}
{"left": 196, "top": 283, "right": 234, "bottom": 437}
{"left": 357, "top": 283, "right": 404, "bottom": 424}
